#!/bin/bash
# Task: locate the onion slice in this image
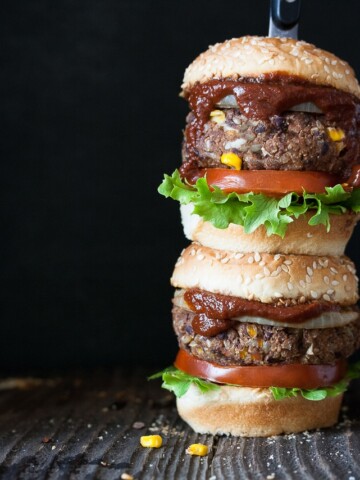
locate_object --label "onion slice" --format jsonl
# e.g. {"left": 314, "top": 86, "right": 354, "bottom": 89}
{"left": 288, "top": 102, "right": 323, "bottom": 113}
{"left": 215, "top": 96, "right": 323, "bottom": 114}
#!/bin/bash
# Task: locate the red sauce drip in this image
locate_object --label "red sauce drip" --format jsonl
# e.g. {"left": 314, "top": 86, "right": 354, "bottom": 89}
{"left": 181, "top": 76, "right": 360, "bottom": 180}
{"left": 192, "top": 314, "right": 234, "bottom": 337}
{"left": 184, "top": 288, "right": 342, "bottom": 337}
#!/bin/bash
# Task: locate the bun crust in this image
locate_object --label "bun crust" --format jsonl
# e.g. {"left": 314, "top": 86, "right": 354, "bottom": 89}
{"left": 182, "top": 36, "right": 360, "bottom": 98}
{"left": 177, "top": 384, "right": 343, "bottom": 436}
{"left": 171, "top": 244, "right": 358, "bottom": 305}
{"left": 181, "top": 205, "right": 359, "bottom": 256}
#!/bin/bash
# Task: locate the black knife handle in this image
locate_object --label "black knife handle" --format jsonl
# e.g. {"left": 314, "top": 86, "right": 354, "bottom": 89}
{"left": 271, "top": 0, "right": 301, "bottom": 30}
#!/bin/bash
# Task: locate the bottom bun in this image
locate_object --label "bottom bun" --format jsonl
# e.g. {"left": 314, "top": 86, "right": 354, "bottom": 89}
{"left": 177, "top": 384, "right": 343, "bottom": 437}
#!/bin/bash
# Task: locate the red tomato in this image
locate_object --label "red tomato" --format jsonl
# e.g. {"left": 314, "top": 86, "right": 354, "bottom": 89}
{"left": 188, "top": 168, "right": 339, "bottom": 196}
{"left": 174, "top": 350, "right": 346, "bottom": 389}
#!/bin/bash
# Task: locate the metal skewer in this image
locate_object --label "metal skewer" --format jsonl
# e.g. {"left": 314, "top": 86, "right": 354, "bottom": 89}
{"left": 269, "top": 0, "right": 301, "bottom": 39}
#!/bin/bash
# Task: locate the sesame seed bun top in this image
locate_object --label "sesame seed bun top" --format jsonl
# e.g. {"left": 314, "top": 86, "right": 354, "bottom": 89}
{"left": 181, "top": 36, "right": 360, "bottom": 99}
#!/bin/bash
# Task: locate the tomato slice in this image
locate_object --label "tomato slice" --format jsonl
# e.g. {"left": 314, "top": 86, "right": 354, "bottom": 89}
{"left": 347, "top": 164, "right": 360, "bottom": 188}
{"left": 188, "top": 168, "right": 339, "bottom": 196}
{"left": 174, "top": 349, "right": 346, "bottom": 389}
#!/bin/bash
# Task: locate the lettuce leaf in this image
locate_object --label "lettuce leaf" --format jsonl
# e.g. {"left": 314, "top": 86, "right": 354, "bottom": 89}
{"left": 149, "top": 362, "right": 360, "bottom": 401}
{"left": 158, "top": 170, "right": 360, "bottom": 238}
{"left": 148, "top": 367, "right": 220, "bottom": 398}
{"left": 270, "top": 361, "right": 360, "bottom": 401}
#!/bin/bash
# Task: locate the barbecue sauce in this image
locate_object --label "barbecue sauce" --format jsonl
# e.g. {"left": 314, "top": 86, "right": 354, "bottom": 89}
{"left": 185, "top": 288, "right": 341, "bottom": 337}
{"left": 181, "top": 76, "right": 360, "bottom": 179}
{"left": 192, "top": 314, "right": 235, "bottom": 337}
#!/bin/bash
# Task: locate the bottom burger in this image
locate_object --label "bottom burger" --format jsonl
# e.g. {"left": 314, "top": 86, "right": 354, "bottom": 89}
{"left": 151, "top": 244, "right": 360, "bottom": 436}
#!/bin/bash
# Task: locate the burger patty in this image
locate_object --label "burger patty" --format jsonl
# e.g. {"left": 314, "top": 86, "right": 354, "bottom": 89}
{"left": 173, "top": 306, "right": 360, "bottom": 366}
{"left": 182, "top": 110, "right": 350, "bottom": 176}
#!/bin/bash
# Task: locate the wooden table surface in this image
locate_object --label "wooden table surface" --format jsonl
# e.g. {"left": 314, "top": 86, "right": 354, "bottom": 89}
{"left": 0, "top": 368, "right": 359, "bottom": 480}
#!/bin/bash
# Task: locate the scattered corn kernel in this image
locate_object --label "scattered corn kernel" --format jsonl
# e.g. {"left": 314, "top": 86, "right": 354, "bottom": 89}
{"left": 220, "top": 152, "right": 242, "bottom": 170}
{"left": 121, "top": 474, "right": 134, "bottom": 480}
{"left": 140, "top": 435, "right": 162, "bottom": 448}
{"left": 186, "top": 443, "right": 209, "bottom": 456}
{"left": 327, "top": 127, "right": 345, "bottom": 142}
{"left": 209, "top": 110, "right": 225, "bottom": 123}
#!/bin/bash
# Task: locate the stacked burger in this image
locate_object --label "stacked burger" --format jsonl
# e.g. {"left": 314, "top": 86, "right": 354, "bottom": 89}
{"left": 155, "top": 36, "right": 360, "bottom": 436}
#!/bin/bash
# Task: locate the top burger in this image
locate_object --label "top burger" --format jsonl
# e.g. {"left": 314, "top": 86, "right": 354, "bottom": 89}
{"left": 159, "top": 36, "right": 360, "bottom": 248}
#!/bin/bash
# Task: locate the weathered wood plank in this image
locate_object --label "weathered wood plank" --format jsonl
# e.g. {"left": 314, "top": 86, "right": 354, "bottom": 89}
{"left": 0, "top": 369, "right": 358, "bottom": 480}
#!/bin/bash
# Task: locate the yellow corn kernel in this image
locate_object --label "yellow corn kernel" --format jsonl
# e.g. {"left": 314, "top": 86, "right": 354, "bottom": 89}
{"left": 140, "top": 435, "right": 162, "bottom": 448}
{"left": 246, "top": 324, "right": 257, "bottom": 338}
{"left": 335, "top": 141, "right": 345, "bottom": 153}
{"left": 239, "top": 348, "right": 248, "bottom": 359}
{"left": 220, "top": 152, "right": 242, "bottom": 170}
{"left": 209, "top": 110, "right": 225, "bottom": 124}
{"left": 186, "top": 443, "right": 209, "bottom": 456}
{"left": 327, "top": 127, "right": 345, "bottom": 142}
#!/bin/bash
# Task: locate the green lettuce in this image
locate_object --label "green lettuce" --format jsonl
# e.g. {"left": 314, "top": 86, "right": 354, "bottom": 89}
{"left": 158, "top": 170, "right": 360, "bottom": 237}
{"left": 270, "top": 361, "right": 360, "bottom": 401}
{"left": 148, "top": 367, "right": 220, "bottom": 398}
{"left": 149, "top": 362, "right": 360, "bottom": 401}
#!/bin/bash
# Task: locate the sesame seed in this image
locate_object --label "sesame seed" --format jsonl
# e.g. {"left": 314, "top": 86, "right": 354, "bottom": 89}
{"left": 306, "top": 275, "right": 312, "bottom": 284}
{"left": 331, "top": 280, "right": 339, "bottom": 286}
{"left": 281, "top": 265, "right": 289, "bottom": 273}
{"left": 274, "top": 292, "right": 283, "bottom": 298}
{"left": 255, "top": 273, "right": 264, "bottom": 280}
{"left": 307, "top": 267, "right": 313, "bottom": 276}
{"left": 248, "top": 256, "right": 254, "bottom": 264}
{"left": 312, "top": 261, "right": 317, "bottom": 270}
{"left": 220, "top": 257, "right": 230, "bottom": 264}
{"left": 307, "top": 232, "right": 313, "bottom": 238}
{"left": 327, "top": 289, "right": 335, "bottom": 295}
{"left": 300, "top": 280, "right": 306, "bottom": 288}
{"left": 190, "top": 249, "right": 196, "bottom": 256}
{"left": 254, "top": 252, "right": 261, "bottom": 262}
{"left": 347, "top": 264, "right": 356, "bottom": 274}
{"left": 274, "top": 254, "right": 281, "bottom": 261}
{"left": 284, "top": 260, "right": 292, "bottom": 265}
{"left": 310, "top": 290, "right": 318, "bottom": 299}
{"left": 263, "top": 267, "right": 270, "bottom": 276}
{"left": 215, "top": 252, "right": 222, "bottom": 260}
{"left": 323, "top": 276, "right": 330, "bottom": 285}
{"left": 330, "top": 267, "right": 338, "bottom": 274}
{"left": 197, "top": 254, "right": 205, "bottom": 261}
{"left": 259, "top": 261, "right": 265, "bottom": 267}
{"left": 323, "top": 294, "right": 331, "bottom": 301}
{"left": 319, "top": 259, "right": 329, "bottom": 268}
{"left": 299, "top": 296, "right": 306, "bottom": 304}
{"left": 287, "top": 282, "right": 293, "bottom": 291}
{"left": 343, "top": 275, "right": 348, "bottom": 281}
{"left": 234, "top": 252, "right": 244, "bottom": 259}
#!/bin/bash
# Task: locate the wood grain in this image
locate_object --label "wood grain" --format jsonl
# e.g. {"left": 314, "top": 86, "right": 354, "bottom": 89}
{"left": 0, "top": 369, "right": 358, "bottom": 479}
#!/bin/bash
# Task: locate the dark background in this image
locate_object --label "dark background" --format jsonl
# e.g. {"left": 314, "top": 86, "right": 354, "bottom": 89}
{"left": 2, "top": 0, "right": 360, "bottom": 371}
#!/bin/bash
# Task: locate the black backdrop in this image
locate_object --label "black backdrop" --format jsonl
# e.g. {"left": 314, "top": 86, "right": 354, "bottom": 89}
{"left": 2, "top": 0, "right": 360, "bottom": 371}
